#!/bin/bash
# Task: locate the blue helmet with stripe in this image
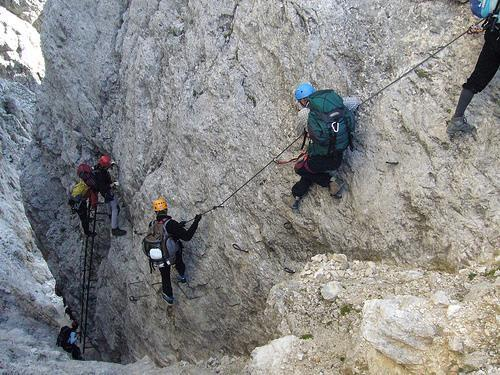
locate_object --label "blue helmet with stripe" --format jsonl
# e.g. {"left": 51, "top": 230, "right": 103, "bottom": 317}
{"left": 294, "top": 82, "right": 316, "bottom": 100}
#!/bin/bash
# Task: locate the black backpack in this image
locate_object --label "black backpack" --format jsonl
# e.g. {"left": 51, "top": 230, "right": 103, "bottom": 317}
{"left": 56, "top": 326, "right": 71, "bottom": 347}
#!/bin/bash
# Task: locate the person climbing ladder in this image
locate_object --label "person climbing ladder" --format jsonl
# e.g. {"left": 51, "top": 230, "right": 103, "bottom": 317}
{"left": 93, "top": 155, "right": 126, "bottom": 236}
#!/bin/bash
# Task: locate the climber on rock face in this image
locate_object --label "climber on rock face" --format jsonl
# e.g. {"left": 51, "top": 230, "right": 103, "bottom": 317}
{"left": 290, "top": 82, "right": 360, "bottom": 211}
{"left": 57, "top": 320, "right": 83, "bottom": 360}
{"left": 93, "top": 155, "right": 126, "bottom": 236}
{"left": 447, "top": 0, "right": 499, "bottom": 138}
{"left": 147, "top": 197, "right": 202, "bottom": 305}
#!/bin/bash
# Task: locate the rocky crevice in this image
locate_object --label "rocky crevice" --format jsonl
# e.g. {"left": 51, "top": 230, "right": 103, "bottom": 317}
{"left": 13, "top": 0, "right": 500, "bottom": 371}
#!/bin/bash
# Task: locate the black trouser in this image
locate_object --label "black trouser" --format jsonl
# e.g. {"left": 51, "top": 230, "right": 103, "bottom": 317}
{"left": 291, "top": 151, "right": 343, "bottom": 198}
{"left": 63, "top": 344, "right": 83, "bottom": 360}
{"left": 76, "top": 201, "right": 90, "bottom": 235}
{"left": 158, "top": 248, "right": 186, "bottom": 298}
{"left": 463, "top": 28, "right": 500, "bottom": 94}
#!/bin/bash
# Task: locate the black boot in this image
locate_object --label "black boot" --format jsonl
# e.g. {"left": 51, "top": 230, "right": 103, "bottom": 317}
{"left": 111, "top": 228, "right": 127, "bottom": 236}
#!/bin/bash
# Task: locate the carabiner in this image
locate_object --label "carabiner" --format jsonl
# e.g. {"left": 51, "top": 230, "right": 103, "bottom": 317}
{"left": 331, "top": 121, "right": 339, "bottom": 133}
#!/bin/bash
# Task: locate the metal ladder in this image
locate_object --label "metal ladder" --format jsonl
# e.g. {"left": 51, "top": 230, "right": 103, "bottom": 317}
{"left": 78, "top": 203, "right": 107, "bottom": 354}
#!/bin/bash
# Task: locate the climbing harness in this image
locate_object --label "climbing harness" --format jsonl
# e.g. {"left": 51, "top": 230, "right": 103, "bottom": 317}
{"left": 467, "top": 24, "right": 485, "bottom": 34}
{"left": 274, "top": 150, "right": 307, "bottom": 165}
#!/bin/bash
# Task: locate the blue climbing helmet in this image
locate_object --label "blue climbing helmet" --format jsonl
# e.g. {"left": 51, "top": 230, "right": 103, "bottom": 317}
{"left": 294, "top": 82, "right": 316, "bottom": 100}
{"left": 470, "top": 0, "right": 499, "bottom": 19}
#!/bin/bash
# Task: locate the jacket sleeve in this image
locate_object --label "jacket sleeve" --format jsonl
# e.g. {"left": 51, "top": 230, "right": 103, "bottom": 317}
{"left": 167, "top": 219, "right": 199, "bottom": 241}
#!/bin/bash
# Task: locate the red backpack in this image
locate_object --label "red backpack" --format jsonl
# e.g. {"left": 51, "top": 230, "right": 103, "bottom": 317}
{"left": 76, "top": 164, "right": 96, "bottom": 190}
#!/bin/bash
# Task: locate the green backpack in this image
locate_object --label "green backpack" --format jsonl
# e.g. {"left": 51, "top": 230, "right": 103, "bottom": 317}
{"left": 306, "top": 90, "right": 355, "bottom": 157}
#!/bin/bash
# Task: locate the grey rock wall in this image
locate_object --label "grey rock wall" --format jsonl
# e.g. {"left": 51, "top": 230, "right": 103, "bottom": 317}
{"left": 21, "top": 0, "right": 499, "bottom": 365}
{"left": 0, "top": 0, "right": 44, "bottom": 26}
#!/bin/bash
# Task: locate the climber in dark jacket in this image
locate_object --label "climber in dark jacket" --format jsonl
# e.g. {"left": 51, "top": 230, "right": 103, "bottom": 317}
{"left": 93, "top": 155, "right": 126, "bottom": 236}
{"left": 447, "top": 5, "right": 499, "bottom": 138}
{"left": 150, "top": 197, "right": 202, "bottom": 305}
{"left": 61, "top": 320, "right": 83, "bottom": 360}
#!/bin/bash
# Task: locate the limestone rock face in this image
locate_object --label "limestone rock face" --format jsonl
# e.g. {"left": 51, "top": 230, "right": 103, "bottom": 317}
{"left": 264, "top": 254, "right": 499, "bottom": 374}
{"left": 362, "top": 296, "right": 440, "bottom": 365}
{"left": 245, "top": 335, "right": 299, "bottom": 374}
{"left": 0, "top": 0, "right": 44, "bottom": 25}
{"left": 0, "top": 1, "right": 67, "bottom": 371}
{"left": 19, "top": 0, "right": 499, "bottom": 367}
{"left": 0, "top": 6, "right": 44, "bottom": 87}
{"left": 320, "top": 281, "right": 343, "bottom": 301}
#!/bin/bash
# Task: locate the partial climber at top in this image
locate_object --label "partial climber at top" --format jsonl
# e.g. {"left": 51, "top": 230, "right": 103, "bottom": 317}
{"left": 290, "top": 82, "right": 360, "bottom": 212}
{"left": 93, "top": 155, "right": 127, "bottom": 236}
{"left": 142, "top": 197, "right": 202, "bottom": 305}
{"left": 447, "top": 0, "right": 499, "bottom": 138}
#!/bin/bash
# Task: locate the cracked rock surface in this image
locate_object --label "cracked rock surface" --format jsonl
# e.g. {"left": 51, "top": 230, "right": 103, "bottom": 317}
{"left": 8, "top": 0, "right": 499, "bottom": 371}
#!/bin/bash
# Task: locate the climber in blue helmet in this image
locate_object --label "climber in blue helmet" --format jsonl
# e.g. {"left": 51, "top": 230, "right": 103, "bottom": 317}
{"left": 290, "top": 82, "right": 361, "bottom": 211}
{"left": 294, "top": 82, "right": 317, "bottom": 101}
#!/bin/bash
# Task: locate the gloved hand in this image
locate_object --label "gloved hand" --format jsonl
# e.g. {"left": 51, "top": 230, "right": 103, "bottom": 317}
{"left": 111, "top": 181, "right": 119, "bottom": 188}
{"left": 194, "top": 214, "right": 202, "bottom": 223}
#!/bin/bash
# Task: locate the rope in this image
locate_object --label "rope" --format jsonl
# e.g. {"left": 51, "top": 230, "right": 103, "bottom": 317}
{"left": 186, "top": 21, "right": 480, "bottom": 222}
{"left": 357, "top": 19, "right": 483, "bottom": 107}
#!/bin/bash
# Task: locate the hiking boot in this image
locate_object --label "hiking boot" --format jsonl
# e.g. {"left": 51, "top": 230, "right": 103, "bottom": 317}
{"left": 446, "top": 116, "right": 477, "bottom": 139}
{"left": 111, "top": 228, "right": 127, "bottom": 236}
{"left": 291, "top": 197, "right": 302, "bottom": 212}
{"left": 162, "top": 293, "right": 174, "bottom": 305}
{"left": 177, "top": 275, "right": 187, "bottom": 283}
